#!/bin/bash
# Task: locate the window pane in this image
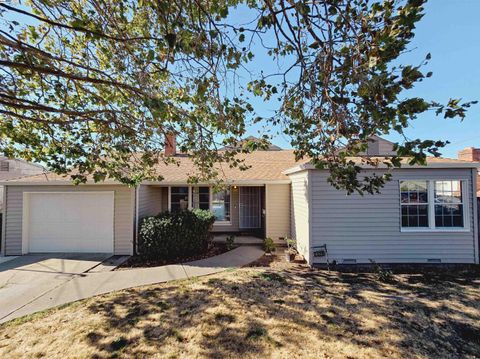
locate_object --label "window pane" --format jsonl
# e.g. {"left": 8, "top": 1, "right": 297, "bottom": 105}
{"left": 435, "top": 180, "right": 462, "bottom": 203}
{"left": 435, "top": 204, "right": 464, "bottom": 227}
{"left": 400, "top": 181, "right": 428, "bottom": 204}
{"left": 409, "top": 215, "right": 418, "bottom": 227}
{"left": 418, "top": 215, "right": 428, "bottom": 227}
{"left": 172, "top": 187, "right": 188, "bottom": 194}
{"left": 171, "top": 187, "right": 189, "bottom": 211}
{"left": 401, "top": 204, "right": 429, "bottom": 228}
{"left": 453, "top": 215, "right": 463, "bottom": 227}
{"left": 434, "top": 181, "right": 464, "bottom": 228}
{"left": 212, "top": 188, "right": 230, "bottom": 221}
{"left": 192, "top": 187, "right": 210, "bottom": 210}
{"left": 199, "top": 202, "right": 210, "bottom": 210}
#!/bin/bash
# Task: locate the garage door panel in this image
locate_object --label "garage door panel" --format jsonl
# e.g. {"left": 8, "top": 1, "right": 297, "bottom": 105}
{"left": 26, "top": 192, "right": 114, "bottom": 253}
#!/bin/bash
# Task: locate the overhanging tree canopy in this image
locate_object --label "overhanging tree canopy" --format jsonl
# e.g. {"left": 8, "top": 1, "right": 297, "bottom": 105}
{"left": 0, "top": 0, "right": 475, "bottom": 193}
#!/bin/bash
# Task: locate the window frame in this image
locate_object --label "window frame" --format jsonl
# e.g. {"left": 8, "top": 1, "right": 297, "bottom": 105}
{"left": 399, "top": 180, "right": 429, "bottom": 229}
{"left": 169, "top": 186, "right": 190, "bottom": 211}
{"left": 167, "top": 185, "right": 233, "bottom": 225}
{"left": 399, "top": 179, "right": 470, "bottom": 233}
{"left": 211, "top": 187, "right": 232, "bottom": 225}
{"left": 191, "top": 186, "right": 211, "bottom": 211}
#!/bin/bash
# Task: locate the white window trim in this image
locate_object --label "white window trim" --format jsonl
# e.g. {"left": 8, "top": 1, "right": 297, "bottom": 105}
{"left": 399, "top": 179, "right": 470, "bottom": 233}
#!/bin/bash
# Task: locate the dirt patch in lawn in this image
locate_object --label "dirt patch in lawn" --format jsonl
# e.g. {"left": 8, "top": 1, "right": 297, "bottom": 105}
{"left": 117, "top": 243, "right": 233, "bottom": 269}
{"left": 247, "top": 246, "right": 309, "bottom": 270}
{"left": 0, "top": 262, "right": 479, "bottom": 358}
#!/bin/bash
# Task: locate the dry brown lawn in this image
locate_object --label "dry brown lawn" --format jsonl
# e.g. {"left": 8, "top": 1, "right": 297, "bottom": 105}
{"left": 0, "top": 253, "right": 479, "bottom": 359}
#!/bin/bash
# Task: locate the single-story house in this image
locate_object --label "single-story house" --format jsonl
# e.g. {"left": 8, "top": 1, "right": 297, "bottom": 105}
{"left": 1, "top": 137, "right": 479, "bottom": 265}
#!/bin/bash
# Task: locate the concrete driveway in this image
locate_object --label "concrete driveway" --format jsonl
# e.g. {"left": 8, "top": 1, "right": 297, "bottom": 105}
{"left": 0, "top": 246, "right": 264, "bottom": 324}
{"left": 0, "top": 253, "right": 111, "bottom": 322}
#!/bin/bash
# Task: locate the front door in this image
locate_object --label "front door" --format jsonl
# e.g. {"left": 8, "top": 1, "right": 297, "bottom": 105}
{"left": 239, "top": 186, "right": 261, "bottom": 229}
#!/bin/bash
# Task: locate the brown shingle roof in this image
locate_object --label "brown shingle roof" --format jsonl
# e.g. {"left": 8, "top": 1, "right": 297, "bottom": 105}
{"left": 4, "top": 150, "right": 303, "bottom": 184}
{"left": 3, "top": 152, "right": 479, "bottom": 185}
{"left": 149, "top": 150, "right": 301, "bottom": 182}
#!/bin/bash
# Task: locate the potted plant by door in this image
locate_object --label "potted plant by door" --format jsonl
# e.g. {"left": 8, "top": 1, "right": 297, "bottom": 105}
{"left": 285, "top": 238, "right": 297, "bottom": 262}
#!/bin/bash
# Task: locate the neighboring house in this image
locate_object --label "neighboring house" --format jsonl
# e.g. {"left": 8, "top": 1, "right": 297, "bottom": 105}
{"left": 0, "top": 157, "right": 45, "bottom": 212}
{"left": 1, "top": 137, "right": 478, "bottom": 266}
{"left": 220, "top": 135, "right": 283, "bottom": 151}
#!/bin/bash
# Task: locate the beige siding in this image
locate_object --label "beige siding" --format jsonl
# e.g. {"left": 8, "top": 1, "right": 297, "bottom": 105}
{"left": 4, "top": 185, "right": 134, "bottom": 255}
{"left": 310, "top": 168, "right": 477, "bottom": 264}
{"left": 138, "top": 185, "right": 163, "bottom": 220}
{"left": 211, "top": 186, "right": 240, "bottom": 232}
{"left": 160, "top": 187, "right": 169, "bottom": 212}
{"left": 265, "top": 184, "right": 291, "bottom": 241}
{"left": 290, "top": 171, "right": 310, "bottom": 262}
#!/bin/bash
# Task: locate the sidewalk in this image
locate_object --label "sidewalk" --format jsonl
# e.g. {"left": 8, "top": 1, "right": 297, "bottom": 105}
{"left": 0, "top": 246, "right": 264, "bottom": 324}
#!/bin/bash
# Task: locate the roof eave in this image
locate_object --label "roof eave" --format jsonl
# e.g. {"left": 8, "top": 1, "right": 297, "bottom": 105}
{"left": 0, "top": 180, "right": 121, "bottom": 186}
{"left": 1, "top": 178, "right": 292, "bottom": 186}
{"left": 284, "top": 162, "right": 480, "bottom": 176}
{"left": 141, "top": 179, "right": 291, "bottom": 185}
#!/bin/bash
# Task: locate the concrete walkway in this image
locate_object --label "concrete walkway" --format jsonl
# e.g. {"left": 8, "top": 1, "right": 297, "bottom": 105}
{"left": 0, "top": 246, "right": 264, "bottom": 324}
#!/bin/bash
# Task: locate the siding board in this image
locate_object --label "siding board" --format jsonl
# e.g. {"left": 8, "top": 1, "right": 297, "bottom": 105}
{"left": 265, "top": 184, "right": 291, "bottom": 240}
{"left": 138, "top": 185, "right": 163, "bottom": 220}
{"left": 290, "top": 171, "right": 310, "bottom": 261}
{"left": 309, "top": 168, "right": 476, "bottom": 264}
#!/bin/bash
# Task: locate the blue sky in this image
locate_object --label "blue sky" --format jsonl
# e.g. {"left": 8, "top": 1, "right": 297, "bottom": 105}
{"left": 246, "top": 0, "right": 480, "bottom": 158}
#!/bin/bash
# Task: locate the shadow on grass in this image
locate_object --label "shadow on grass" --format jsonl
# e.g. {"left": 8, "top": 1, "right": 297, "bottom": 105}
{"left": 85, "top": 266, "right": 480, "bottom": 358}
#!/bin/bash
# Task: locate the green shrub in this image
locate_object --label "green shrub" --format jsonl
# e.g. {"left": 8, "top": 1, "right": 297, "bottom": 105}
{"left": 138, "top": 209, "right": 215, "bottom": 260}
{"left": 226, "top": 235, "right": 235, "bottom": 250}
{"left": 369, "top": 259, "right": 395, "bottom": 283}
{"left": 263, "top": 237, "right": 275, "bottom": 253}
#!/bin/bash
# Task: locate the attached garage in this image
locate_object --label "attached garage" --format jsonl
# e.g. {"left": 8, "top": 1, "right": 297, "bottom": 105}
{"left": 1, "top": 184, "right": 135, "bottom": 256}
{"left": 23, "top": 192, "right": 114, "bottom": 253}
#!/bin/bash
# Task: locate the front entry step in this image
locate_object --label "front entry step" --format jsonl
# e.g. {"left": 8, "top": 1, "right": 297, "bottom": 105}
{"left": 213, "top": 235, "right": 263, "bottom": 246}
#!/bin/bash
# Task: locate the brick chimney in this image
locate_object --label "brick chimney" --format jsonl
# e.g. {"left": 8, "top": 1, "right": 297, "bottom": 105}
{"left": 458, "top": 147, "right": 480, "bottom": 162}
{"left": 164, "top": 133, "right": 176, "bottom": 156}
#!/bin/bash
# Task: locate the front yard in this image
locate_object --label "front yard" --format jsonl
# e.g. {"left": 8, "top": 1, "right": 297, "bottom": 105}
{"left": 0, "top": 255, "right": 479, "bottom": 358}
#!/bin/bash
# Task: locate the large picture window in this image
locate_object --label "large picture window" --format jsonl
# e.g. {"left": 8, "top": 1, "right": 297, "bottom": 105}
{"left": 191, "top": 187, "right": 210, "bottom": 210}
{"left": 212, "top": 188, "right": 231, "bottom": 222}
{"left": 400, "top": 180, "right": 467, "bottom": 230}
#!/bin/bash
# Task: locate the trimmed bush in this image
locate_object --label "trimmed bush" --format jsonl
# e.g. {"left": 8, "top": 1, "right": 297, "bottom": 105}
{"left": 138, "top": 209, "right": 216, "bottom": 260}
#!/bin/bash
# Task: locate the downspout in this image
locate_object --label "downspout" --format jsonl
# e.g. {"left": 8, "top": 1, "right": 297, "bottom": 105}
{"left": 0, "top": 186, "right": 6, "bottom": 256}
{"left": 134, "top": 185, "right": 140, "bottom": 255}
{"left": 307, "top": 170, "right": 314, "bottom": 266}
{"left": 472, "top": 168, "right": 479, "bottom": 264}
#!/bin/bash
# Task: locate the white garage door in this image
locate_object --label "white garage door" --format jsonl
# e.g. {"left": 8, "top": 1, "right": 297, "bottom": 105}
{"left": 24, "top": 192, "right": 114, "bottom": 253}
